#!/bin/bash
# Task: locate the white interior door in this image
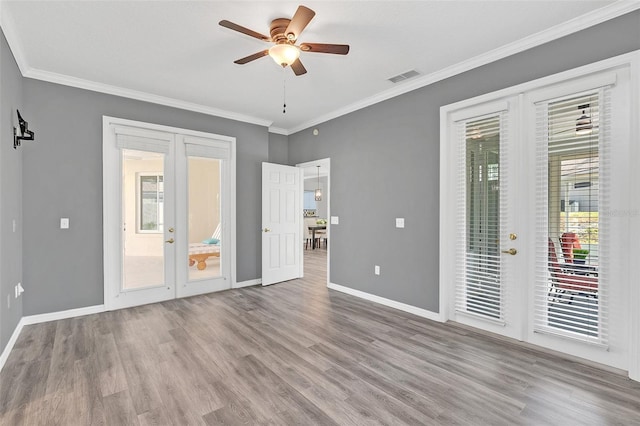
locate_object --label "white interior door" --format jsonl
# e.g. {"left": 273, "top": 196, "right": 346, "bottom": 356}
{"left": 262, "top": 162, "right": 303, "bottom": 286}
{"left": 442, "top": 64, "right": 633, "bottom": 371}
{"left": 104, "top": 118, "right": 236, "bottom": 310}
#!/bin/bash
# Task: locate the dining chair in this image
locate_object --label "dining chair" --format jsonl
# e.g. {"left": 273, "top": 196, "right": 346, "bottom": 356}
{"left": 303, "top": 217, "right": 318, "bottom": 249}
{"left": 560, "top": 232, "right": 581, "bottom": 263}
{"left": 548, "top": 238, "right": 598, "bottom": 295}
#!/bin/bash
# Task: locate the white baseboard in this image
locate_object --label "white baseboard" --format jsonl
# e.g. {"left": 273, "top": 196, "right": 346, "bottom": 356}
{"left": 0, "top": 317, "right": 26, "bottom": 373}
{"left": 234, "top": 278, "right": 261, "bottom": 289}
{"left": 0, "top": 304, "right": 106, "bottom": 374}
{"left": 21, "top": 304, "right": 106, "bottom": 326}
{"left": 328, "top": 282, "right": 444, "bottom": 323}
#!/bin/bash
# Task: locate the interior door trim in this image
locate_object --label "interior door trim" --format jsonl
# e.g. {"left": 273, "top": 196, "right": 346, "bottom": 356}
{"left": 102, "top": 116, "right": 237, "bottom": 310}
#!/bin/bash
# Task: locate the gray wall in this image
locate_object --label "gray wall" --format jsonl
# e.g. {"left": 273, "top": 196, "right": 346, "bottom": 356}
{"left": 268, "top": 132, "right": 288, "bottom": 164}
{"left": 0, "top": 30, "right": 23, "bottom": 351}
{"left": 22, "top": 79, "right": 269, "bottom": 315}
{"left": 288, "top": 11, "right": 640, "bottom": 312}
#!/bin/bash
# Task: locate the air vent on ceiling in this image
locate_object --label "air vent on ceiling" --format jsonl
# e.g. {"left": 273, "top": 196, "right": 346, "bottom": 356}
{"left": 388, "top": 70, "right": 421, "bottom": 83}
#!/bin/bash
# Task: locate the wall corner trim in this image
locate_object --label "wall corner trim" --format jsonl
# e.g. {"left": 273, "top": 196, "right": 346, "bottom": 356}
{"left": 234, "top": 278, "right": 262, "bottom": 289}
{"left": 328, "top": 282, "right": 444, "bottom": 323}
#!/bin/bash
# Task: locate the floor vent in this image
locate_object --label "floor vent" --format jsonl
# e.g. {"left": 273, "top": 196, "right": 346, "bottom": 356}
{"left": 388, "top": 70, "right": 421, "bottom": 83}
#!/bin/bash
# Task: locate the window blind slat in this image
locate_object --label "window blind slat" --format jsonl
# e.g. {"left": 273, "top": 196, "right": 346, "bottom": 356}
{"left": 533, "top": 91, "right": 608, "bottom": 345}
{"left": 455, "top": 113, "right": 506, "bottom": 321}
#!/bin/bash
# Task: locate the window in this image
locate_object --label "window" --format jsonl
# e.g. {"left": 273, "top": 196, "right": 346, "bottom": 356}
{"left": 457, "top": 114, "right": 505, "bottom": 321}
{"left": 535, "top": 90, "right": 606, "bottom": 344}
{"left": 138, "top": 173, "right": 164, "bottom": 233}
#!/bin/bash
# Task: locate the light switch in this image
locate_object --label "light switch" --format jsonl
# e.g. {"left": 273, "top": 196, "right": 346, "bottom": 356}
{"left": 60, "top": 218, "right": 70, "bottom": 229}
{"left": 330, "top": 216, "right": 339, "bottom": 225}
{"left": 396, "top": 218, "right": 405, "bottom": 228}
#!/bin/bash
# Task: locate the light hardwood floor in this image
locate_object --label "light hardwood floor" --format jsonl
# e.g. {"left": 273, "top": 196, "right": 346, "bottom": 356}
{"left": 2, "top": 247, "right": 640, "bottom": 425}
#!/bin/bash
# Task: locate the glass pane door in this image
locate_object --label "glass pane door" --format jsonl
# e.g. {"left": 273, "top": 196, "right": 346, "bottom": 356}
{"left": 122, "top": 149, "right": 167, "bottom": 290}
{"left": 187, "top": 156, "right": 222, "bottom": 281}
{"left": 536, "top": 92, "right": 604, "bottom": 343}
{"left": 458, "top": 115, "right": 503, "bottom": 320}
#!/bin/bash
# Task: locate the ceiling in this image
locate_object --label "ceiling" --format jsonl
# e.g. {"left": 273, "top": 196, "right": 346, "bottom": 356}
{"left": 1, "top": 1, "right": 628, "bottom": 134}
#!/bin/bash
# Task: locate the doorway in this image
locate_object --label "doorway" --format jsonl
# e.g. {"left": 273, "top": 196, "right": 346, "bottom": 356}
{"left": 441, "top": 63, "right": 633, "bottom": 372}
{"left": 297, "top": 158, "right": 330, "bottom": 285}
{"left": 103, "top": 117, "right": 236, "bottom": 310}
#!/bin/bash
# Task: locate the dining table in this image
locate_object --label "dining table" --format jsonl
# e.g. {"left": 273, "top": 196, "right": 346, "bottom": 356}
{"left": 308, "top": 224, "right": 327, "bottom": 249}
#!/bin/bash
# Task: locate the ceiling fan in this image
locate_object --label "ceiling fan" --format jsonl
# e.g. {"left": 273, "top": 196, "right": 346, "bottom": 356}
{"left": 219, "top": 5, "right": 349, "bottom": 76}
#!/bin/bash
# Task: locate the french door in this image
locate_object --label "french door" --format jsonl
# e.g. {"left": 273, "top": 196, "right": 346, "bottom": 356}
{"left": 103, "top": 118, "right": 236, "bottom": 310}
{"left": 442, "top": 65, "right": 632, "bottom": 370}
{"left": 446, "top": 98, "right": 525, "bottom": 341}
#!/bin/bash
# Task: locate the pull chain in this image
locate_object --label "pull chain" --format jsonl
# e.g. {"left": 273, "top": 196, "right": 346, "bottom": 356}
{"left": 282, "top": 68, "right": 287, "bottom": 114}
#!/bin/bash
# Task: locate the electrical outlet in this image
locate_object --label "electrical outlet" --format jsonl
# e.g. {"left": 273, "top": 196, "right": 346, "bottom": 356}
{"left": 396, "top": 218, "right": 405, "bottom": 228}
{"left": 60, "top": 218, "right": 70, "bottom": 229}
{"left": 375, "top": 265, "right": 380, "bottom": 275}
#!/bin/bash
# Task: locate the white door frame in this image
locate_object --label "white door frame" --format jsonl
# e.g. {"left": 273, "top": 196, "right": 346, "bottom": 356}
{"left": 296, "top": 158, "right": 330, "bottom": 286}
{"left": 103, "top": 116, "right": 236, "bottom": 310}
{"left": 440, "top": 51, "right": 640, "bottom": 379}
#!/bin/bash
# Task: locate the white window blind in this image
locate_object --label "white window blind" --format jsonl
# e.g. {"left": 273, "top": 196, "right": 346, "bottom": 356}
{"left": 115, "top": 133, "right": 170, "bottom": 154}
{"left": 534, "top": 89, "right": 610, "bottom": 345}
{"left": 455, "top": 113, "right": 507, "bottom": 321}
{"left": 184, "top": 142, "right": 230, "bottom": 159}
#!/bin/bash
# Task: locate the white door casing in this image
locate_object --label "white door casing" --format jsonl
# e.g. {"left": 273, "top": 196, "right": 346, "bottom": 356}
{"left": 262, "top": 162, "right": 303, "bottom": 286}
{"left": 296, "top": 158, "right": 331, "bottom": 286}
{"left": 103, "top": 116, "right": 236, "bottom": 310}
{"left": 440, "top": 52, "right": 639, "bottom": 376}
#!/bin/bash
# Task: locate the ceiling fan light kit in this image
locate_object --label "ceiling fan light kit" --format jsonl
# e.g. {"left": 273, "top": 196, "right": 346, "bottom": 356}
{"left": 219, "top": 5, "right": 349, "bottom": 76}
{"left": 269, "top": 44, "right": 300, "bottom": 67}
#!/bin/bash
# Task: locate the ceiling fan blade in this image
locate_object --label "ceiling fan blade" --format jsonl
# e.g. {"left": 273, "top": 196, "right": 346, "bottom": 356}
{"left": 219, "top": 20, "right": 270, "bottom": 41}
{"left": 299, "top": 43, "right": 349, "bottom": 55}
{"left": 234, "top": 50, "right": 269, "bottom": 65}
{"left": 284, "top": 6, "right": 315, "bottom": 41}
{"left": 290, "top": 58, "right": 307, "bottom": 76}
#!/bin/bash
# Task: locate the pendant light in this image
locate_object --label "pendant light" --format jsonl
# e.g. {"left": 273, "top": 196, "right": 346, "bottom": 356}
{"left": 314, "top": 165, "right": 322, "bottom": 201}
{"left": 575, "top": 104, "right": 593, "bottom": 136}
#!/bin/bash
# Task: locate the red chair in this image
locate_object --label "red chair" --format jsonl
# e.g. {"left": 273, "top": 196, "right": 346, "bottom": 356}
{"left": 560, "top": 232, "right": 581, "bottom": 263}
{"left": 548, "top": 238, "right": 598, "bottom": 294}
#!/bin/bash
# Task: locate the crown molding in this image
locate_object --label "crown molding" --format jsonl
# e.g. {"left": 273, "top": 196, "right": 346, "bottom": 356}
{"left": 1, "top": 5, "right": 271, "bottom": 127}
{"left": 3, "top": 1, "right": 638, "bottom": 135}
{"left": 287, "top": 1, "right": 640, "bottom": 135}
{"left": 268, "top": 126, "right": 288, "bottom": 135}
{"left": 24, "top": 68, "right": 273, "bottom": 127}
{"left": 0, "top": 2, "right": 29, "bottom": 75}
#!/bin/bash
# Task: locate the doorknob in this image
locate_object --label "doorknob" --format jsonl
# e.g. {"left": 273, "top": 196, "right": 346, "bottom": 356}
{"left": 165, "top": 238, "right": 175, "bottom": 244}
{"left": 501, "top": 248, "right": 517, "bottom": 255}
{"left": 263, "top": 228, "right": 271, "bottom": 232}
{"left": 168, "top": 227, "right": 174, "bottom": 233}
